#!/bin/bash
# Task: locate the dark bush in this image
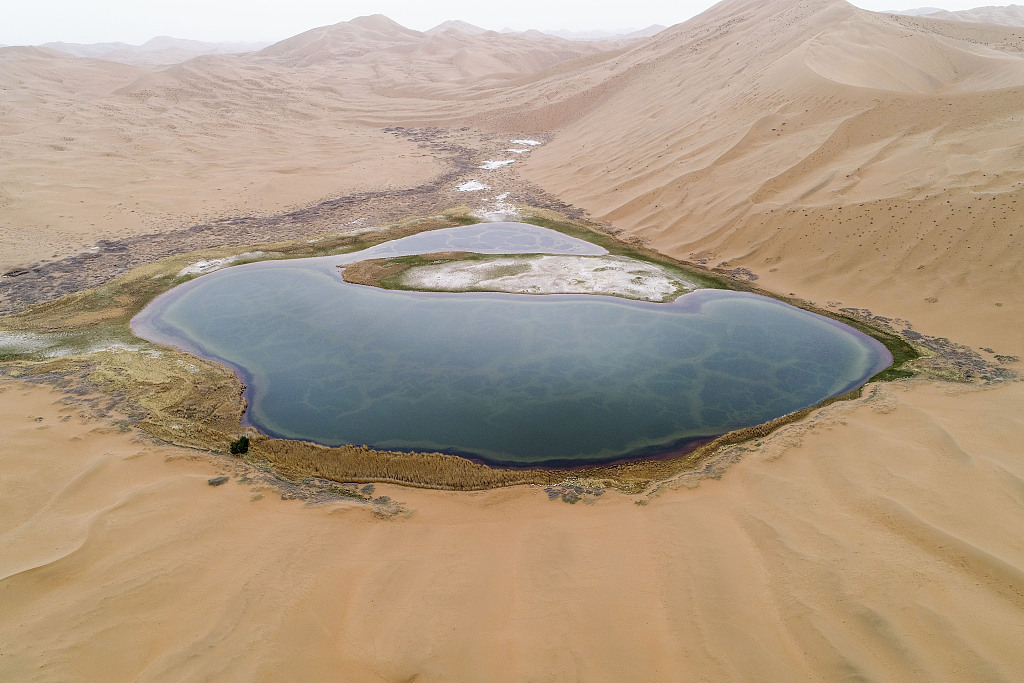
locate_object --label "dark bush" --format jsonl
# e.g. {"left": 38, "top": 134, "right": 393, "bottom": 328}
{"left": 229, "top": 436, "right": 250, "bottom": 455}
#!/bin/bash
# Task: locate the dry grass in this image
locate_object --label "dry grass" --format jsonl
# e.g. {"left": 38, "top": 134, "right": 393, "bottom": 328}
{"left": 251, "top": 439, "right": 558, "bottom": 490}
{"left": 2, "top": 347, "right": 246, "bottom": 450}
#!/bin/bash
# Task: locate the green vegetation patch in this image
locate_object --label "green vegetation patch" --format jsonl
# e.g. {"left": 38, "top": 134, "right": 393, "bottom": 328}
{"left": 342, "top": 251, "right": 493, "bottom": 290}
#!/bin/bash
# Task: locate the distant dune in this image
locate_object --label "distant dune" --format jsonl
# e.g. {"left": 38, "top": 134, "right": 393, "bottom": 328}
{"left": 2, "top": 1, "right": 1023, "bottom": 680}
{"left": 256, "top": 13, "right": 618, "bottom": 75}
{"left": 0, "top": 14, "right": 618, "bottom": 273}
{"left": 42, "top": 36, "right": 270, "bottom": 66}
{"left": 895, "top": 3, "right": 1024, "bottom": 26}
{"left": 538, "top": 25, "right": 667, "bottom": 41}
{"left": 426, "top": 19, "right": 490, "bottom": 36}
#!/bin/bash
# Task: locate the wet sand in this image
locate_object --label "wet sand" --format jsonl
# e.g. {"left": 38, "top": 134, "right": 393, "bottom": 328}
{"left": 2, "top": 379, "right": 1023, "bottom": 680}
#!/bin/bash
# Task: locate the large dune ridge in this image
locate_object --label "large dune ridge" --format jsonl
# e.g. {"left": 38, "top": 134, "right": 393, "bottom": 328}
{"left": 41, "top": 36, "right": 272, "bottom": 67}
{"left": 514, "top": 0, "right": 1024, "bottom": 354}
{"left": 896, "top": 3, "right": 1024, "bottom": 26}
{"left": 2, "top": 0, "right": 1024, "bottom": 679}
{"left": 0, "top": 45, "right": 441, "bottom": 274}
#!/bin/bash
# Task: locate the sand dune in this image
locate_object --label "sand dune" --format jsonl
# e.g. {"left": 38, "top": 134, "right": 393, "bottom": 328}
{"left": 0, "top": 16, "right": 620, "bottom": 274}
{"left": 2, "top": 0, "right": 1024, "bottom": 679}
{"left": 0, "top": 46, "right": 439, "bottom": 274}
{"left": 804, "top": 18, "right": 1024, "bottom": 92}
{"left": 516, "top": 0, "right": 1024, "bottom": 354}
{"left": 257, "top": 14, "right": 425, "bottom": 66}
{"left": 3, "top": 379, "right": 1023, "bottom": 680}
{"left": 256, "top": 13, "right": 616, "bottom": 80}
{"left": 896, "top": 4, "right": 1024, "bottom": 27}
{"left": 43, "top": 36, "right": 270, "bottom": 67}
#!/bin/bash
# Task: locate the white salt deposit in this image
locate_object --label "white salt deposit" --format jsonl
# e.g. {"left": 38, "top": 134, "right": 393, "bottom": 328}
{"left": 0, "top": 331, "right": 53, "bottom": 353}
{"left": 480, "top": 160, "right": 515, "bottom": 170}
{"left": 43, "top": 342, "right": 139, "bottom": 359}
{"left": 178, "top": 252, "right": 264, "bottom": 277}
{"left": 401, "top": 255, "right": 696, "bottom": 302}
{"left": 505, "top": 148, "right": 531, "bottom": 154}
{"left": 457, "top": 180, "right": 489, "bottom": 191}
{"left": 472, "top": 193, "right": 519, "bottom": 222}
{"left": 510, "top": 139, "right": 542, "bottom": 146}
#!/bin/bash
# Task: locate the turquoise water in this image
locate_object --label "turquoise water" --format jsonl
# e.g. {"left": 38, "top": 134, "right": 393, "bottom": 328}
{"left": 133, "top": 223, "right": 891, "bottom": 466}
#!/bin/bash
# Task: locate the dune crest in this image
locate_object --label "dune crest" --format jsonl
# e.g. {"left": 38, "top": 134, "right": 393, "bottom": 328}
{"left": 513, "top": 0, "right": 1023, "bottom": 353}
{"left": 803, "top": 13, "right": 1024, "bottom": 92}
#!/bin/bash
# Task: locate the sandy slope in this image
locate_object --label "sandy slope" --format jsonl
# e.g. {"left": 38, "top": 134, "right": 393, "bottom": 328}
{"left": 516, "top": 0, "right": 1024, "bottom": 354}
{"left": 0, "top": 46, "right": 439, "bottom": 274}
{"left": 896, "top": 4, "right": 1024, "bottom": 27}
{"left": 2, "top": 0, "right": 1024, "bottom": 679}
{"left": 3, "top": 379, "right": 1023, "bottom": 681}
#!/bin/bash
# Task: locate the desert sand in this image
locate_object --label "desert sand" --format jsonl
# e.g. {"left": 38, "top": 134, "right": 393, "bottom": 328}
{"left": 2, "top": 0, "right": 1023, "bottom": 679}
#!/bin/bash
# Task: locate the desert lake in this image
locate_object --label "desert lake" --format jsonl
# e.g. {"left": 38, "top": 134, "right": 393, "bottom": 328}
{"left": 132, "top": 223, "right": 892, "bottom": 465}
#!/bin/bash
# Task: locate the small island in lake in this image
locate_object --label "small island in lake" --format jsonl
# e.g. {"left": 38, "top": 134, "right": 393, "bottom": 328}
{"left": 341, "top": 251, "right": 698, "bottom": 302}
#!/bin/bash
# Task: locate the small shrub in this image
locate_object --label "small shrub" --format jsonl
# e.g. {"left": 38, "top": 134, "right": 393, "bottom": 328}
{"left": 229, "top": 436, "right": 250, "bottom": 455}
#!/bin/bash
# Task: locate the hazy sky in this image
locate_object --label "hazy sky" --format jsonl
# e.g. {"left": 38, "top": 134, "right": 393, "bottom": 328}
{"left": 3, "top": 0, "right": 997, "bottom": 45}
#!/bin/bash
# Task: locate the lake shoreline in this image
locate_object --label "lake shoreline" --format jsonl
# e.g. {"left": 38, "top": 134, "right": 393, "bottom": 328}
{"left": 4, "top": 210, "right": 1002, "bottom": 493}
